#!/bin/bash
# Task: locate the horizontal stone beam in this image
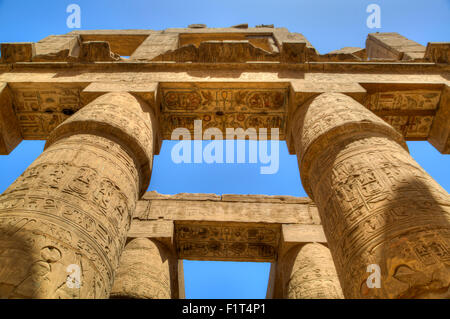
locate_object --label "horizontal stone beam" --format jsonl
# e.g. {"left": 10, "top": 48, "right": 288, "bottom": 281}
{"left": 135, "top": 192, "right": 319, "bottom": 225}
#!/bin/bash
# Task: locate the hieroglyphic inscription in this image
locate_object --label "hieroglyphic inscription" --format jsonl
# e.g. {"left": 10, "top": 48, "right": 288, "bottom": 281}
{"left": 176, "top": 222, "right": 280, "bottom": 262}
{"left": 313, "top": 136, "right": 450, "bottom": 298}
{"left": 141, "top": 199, "right": 314, "bottom": 225}
{"left": 9, "top": 83, "right": 88, "bottom": 139}
{"left": 0, "top": 134, "right": 137, "bottom": 298}
{"left": 160, "top": 86, "right": 288, "bottom": 139}
{"left": 0, "top": 92, "right": 155, "bottom": 299}
{"left": 364, "top": 90, "right": 441, "bottom": 139}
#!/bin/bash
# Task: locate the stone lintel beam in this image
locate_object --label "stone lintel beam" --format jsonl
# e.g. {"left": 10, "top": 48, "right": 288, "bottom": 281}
{"left": 286, "top": 80, "right": 367, "bottom": 154}
{"left": 127, "top": 220, "right": 174, "bottom": 251}
{"left": 0, "top": 42, "right": 35, "bottom": 63}
{"left": 429, "top": 84, "right": 450, "bottom": 153}
{"left": 366, "top": 32, "right": 426, "bottom": 61}
{"left": 0, "top": 83, "right": 22, "bottom": 155}
{"left": 278, "top": 224, "right": 327, "bottom": 256}
{"left": 175, "top": 221, "right": 281, "bottom": 262}
{"left": 33, "top": 35, "right": 81, "bottom": 62}
{"left": 0, "top": 92, "right": 157, "bottom": 298}
{"left": 425, "top": 42, "right": 450, "bottom": 64}
{"left": 133, "top": 193, "right": 318, "bottom": 225}
{"left": 81, "top": 82, "right": 162, "bottom": 154}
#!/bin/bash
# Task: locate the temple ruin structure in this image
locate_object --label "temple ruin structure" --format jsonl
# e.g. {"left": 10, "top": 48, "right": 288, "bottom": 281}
{"left": 0, "top": 25, "right": 449, "bottom": 299}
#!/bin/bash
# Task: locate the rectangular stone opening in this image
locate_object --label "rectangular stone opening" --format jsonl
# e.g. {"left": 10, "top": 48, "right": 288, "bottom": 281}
{"left": 183, "top": 260, "right": 271, "bottom": 298}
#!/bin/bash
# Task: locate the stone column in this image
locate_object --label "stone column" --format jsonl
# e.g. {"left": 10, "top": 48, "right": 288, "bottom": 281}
{"left": 0, "top": 92, "right": 158, "bottom": 298}
{"left": 292, "top": 92, "right": 450, "bottom": 299}
{"left": 110, "top": 238, "right": 176, "bottom": 299}
{"left": 283, "top": 243, "right": 343, "bottom": 299}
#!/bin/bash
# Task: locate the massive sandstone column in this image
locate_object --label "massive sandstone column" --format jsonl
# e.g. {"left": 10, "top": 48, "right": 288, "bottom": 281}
{"left": 283, "top": 243, "right": 343, "bottom": 299}
{"left": 110, "top": 238, "right": 176, "bottom": 299}
{"left": 0, "top": 92, "right": 158, "bottom": 298}
{"left": 292, "top": 92, "right": 450, "bottom": 298}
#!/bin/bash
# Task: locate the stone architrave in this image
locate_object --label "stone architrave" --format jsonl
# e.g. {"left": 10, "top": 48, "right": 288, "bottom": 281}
{"left": 0, "top": 92, "right": 158, "bottom": 298}
{"left": 292, "top": 92, "right": 450, "bottom": 298}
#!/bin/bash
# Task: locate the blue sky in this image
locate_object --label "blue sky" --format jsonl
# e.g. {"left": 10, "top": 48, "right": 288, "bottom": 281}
{"left": 0, "top": 0, "right": 449, "bottom": 299}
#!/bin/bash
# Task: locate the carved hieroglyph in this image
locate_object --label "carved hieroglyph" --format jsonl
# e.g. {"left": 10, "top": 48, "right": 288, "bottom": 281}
{"left": 284, "top": 243, "right": 343, "bottom": 299}
{"left": 110, "top": 238, "right": 173, "bottom": 299}
{"left": 292, "top": 92, "right": 450, "bottom": 298}
{"left": 160, "top": 85, "right": 287, "bottom": 140}
{"left": 364, "top": 89, "right": 441, "bottom": 139}
{"left": 176, "top": 222, "right": 280, "bottom": 262}
{"left": 0, "top": 92, "right": 157, "bottom": 298}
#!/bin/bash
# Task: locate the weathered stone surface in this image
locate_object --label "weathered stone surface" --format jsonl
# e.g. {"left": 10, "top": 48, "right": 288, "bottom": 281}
{"left": 231, "top": 23, "right": 248, "bottom": 29}
{"left": 425, "top": 42, "right": 450, "bottom": 63}
{"left": 8, "top": 82, "right": 89, "bottom": 140}
{"left": 176, "top": 221, "right": 281, "bottom": 262}
{"left": 79, "top": 41, "right": 121, "bottom": 62}
{"left": 128, "top": 220, "right": 174, "bottom": 248}
{"left": 0, "top": 83, "right": 22, "bottom": 155}
{"left": 292, "top": 92, "right": 450, "bottom": 298}
{"left": 366, "top": 32, "right": 426, "bottom": 61}
{"left": 33, "top": 35, "right": 81, "bottom": 62}
{"left": 110, "top": 238, "right": 177, "bottom": 299}
{"left": 1, "top": 43, "right": 35, "bottom": 63}
{"left": 137, "top": 198, "right": 316, "bottom": 224}
{"left": 282, "top": 224, "right": 326, "bottom": 244}
{"left": 0, "top": 26, "right": 449, "bottom": 299}
{"left": 283, "top": 243, "right": 344, "bottom": 299}
{"left": 153, "top": 40, "right": 279, "bottom": 63}
{"left": 0, "top": 92, "right": 157, "bottom": 298}
{"left": 429, "top": 85, "right": 450, "bottom": 153}
{"left": 143, "top": 191, "right": 221, "bottom": 201}
{"left": 362, "top": 83, "right": 443, "bottom": 141}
